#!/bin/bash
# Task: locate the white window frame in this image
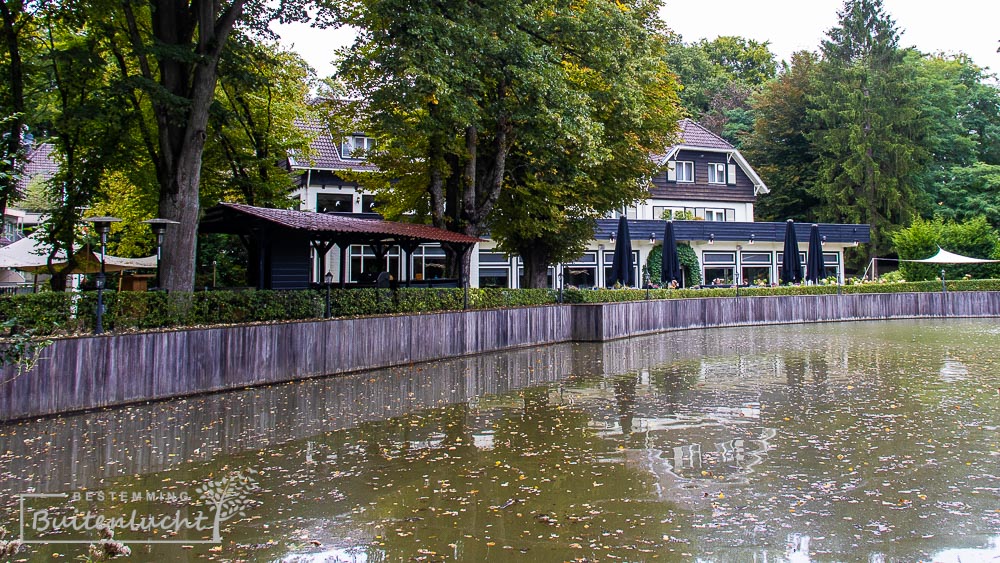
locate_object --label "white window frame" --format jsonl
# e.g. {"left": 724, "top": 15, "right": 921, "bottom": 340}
{"left": 676, "top": 161, "right": 694, "bottom": 183}
{"left": 341, "top": 135, "right": 375, "bottom": 160}
{"left": 707, "top": 163, "right": 727, "bottom": 184}
{"left": 705, "top": 209, "right": 726, "bottom": 222}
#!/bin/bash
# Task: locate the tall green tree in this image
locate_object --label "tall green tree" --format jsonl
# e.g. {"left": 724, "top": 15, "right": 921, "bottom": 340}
{"left": 0, "top": 0, "right": 36, "bottom": 217}
{"left": 338, "top": 0, "right": 680, "bottom": 283}
{"left": 891, "top": 216, "right": 1000, "bottom": 281}
{"left": 202, "top": 37, "right": 314, "bottom": 209}
{"left": 33, "top": 3, "right": 132, "bottom": 290}
{"left": 744, "top": 51, "right": 821, "bottom": 222}
{"left": 808, "top": 0, "right": 929, "bottom": 266}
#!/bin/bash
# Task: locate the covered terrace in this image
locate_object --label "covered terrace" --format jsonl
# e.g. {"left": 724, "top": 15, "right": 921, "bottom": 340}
{"left": 199, "top": 202, "right": 482, "bottom": 290}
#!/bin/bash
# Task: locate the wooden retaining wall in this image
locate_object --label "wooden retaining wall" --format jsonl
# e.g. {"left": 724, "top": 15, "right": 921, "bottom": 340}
{"left": 1, "top": 292, "right": 998, "bottom": 422}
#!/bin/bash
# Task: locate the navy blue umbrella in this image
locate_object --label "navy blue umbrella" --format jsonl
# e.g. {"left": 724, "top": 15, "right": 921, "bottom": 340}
{"left": 661, "top": 220, "right": 682, "bottom": 286}
{"left": 781, "top": 219, "right": 803, "bottom": 285}
{"left": 608, "top": 216, "right": 635, "bottom": 287}
{"left": 806, "top": 223, "right": 826, "bottom": 284}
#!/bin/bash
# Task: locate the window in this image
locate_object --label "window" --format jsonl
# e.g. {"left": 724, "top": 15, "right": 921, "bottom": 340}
{"left": 479, "top": 251, "right": 511, "bottom": 288}
{"left": 707, "top": 163, "right": 727, "bottom": 184}
{"left": 349, "top": 244, "right": 400, "bottom": 283}
{"left": 705, "top": 209, "right": 726, "bottom": 222}
{"left": 602, "top": 250, "right": 640, "bottom": 288}
{"left": 411, "top": 245, "right": 446, "bottom": 281}
{"left": 317, "top": 193, "right": 353, "bottom": 213}
{"left": 741, "top": 251, "right": 773, "bottom": 286}
{"left": 361, "top": 194, "right": 378, "bottom": 213}
{"left": 668, "top": 160, "right": 693, "bottom": 182}
{"left": 341, "top": 135, "right": 374, "bottom": 160}
{"left": 703, "top": 251, "right": 735, "bottom": 285}
{"left": 562, "top": 252, "right": 598, "bottom": 289}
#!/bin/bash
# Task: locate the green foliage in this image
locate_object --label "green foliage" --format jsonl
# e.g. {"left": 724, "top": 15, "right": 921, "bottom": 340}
{"left": 808, "top": 0, "right": 930, "bottom": 267}
{"left": 645, "top": 243, "right": 701, "bottom": 287}
{"left": 891, "top": 216, "right": 1000, "bottom": 281}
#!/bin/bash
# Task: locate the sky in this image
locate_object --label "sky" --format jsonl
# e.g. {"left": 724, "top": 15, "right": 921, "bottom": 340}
{"left": 273, "top": 0, "right": 1000, "bottom": 79}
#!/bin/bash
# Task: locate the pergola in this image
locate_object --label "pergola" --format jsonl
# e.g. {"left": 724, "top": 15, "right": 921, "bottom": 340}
{"left": 199, "top": 202, "right": 482, "bottom": 289}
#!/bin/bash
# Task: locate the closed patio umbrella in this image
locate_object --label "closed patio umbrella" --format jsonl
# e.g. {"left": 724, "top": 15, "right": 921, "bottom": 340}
{"left": 806, "top": 223, "right": 825, "bottom": 284}
{"left": 661, "top": 220, "right": 682, "bottom": 287}
{"left": 781, "top": 219, "right": 803, "bottom": 285}
{"left": 608, "top": 215, "right": 634, "bottom": 287}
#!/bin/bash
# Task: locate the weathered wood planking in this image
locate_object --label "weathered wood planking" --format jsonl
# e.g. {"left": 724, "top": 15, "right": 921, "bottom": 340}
{"left": 0, "top": 306, "right": 573, "bottom": 421}
{"left": 2, "top": 292, "right": 1000, "bottom": 422}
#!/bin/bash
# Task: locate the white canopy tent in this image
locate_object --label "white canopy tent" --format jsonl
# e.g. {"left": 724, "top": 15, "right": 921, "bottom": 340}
{"left": 898, "top": 247, "right": 1000, "bottom": 264}
{"left": 0, "top": 233, "right": 156, "bottom": 273}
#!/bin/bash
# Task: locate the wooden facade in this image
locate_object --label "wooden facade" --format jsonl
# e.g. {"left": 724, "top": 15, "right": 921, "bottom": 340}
{"left": 650, "top": 148, "right": 757, "bottom": 203}
{"left": 2, "top": 292, "right": 999, "bottom": 422}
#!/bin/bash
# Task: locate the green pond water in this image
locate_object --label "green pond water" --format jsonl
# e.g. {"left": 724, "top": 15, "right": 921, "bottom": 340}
{"left": 1, "top": 319, "right": 999, "bottom": 562}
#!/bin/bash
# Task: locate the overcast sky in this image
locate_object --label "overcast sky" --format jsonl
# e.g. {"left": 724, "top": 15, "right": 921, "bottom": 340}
{"left": 274, "top": 0, "right": 1000, "bottom": 79}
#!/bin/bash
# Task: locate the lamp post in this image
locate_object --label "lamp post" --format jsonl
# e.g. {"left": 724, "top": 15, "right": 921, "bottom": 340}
{"left": 557, "top": 271, "right": 564, "bottom": 304}
{"left": 142, "top": 218, "right": 179, "bottom": 291}
{"left": 85, "top": 216, "right": 121, "bottom": 334}
{"left": 324, "top": 271, "right": 334, "bottom": 318}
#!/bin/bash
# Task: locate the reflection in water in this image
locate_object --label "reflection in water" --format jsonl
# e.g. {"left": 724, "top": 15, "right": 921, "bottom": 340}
{"left": 1, "top": 319, "right": 999, "bottom": 561}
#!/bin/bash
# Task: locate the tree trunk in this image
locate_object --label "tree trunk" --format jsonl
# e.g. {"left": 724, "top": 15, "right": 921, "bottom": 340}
{"left": 0, "top": 0, "right": 26, "bottom": 217}
{"left": 519, "top": 248, "right": 551, "bottom": 289}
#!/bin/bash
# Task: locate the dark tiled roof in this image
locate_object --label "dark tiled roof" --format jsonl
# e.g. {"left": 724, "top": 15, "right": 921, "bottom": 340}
{"left": 18, "top": 143, "right": 58, "bottom": 192}
{"left": 674, "top": 119, "right": 733, "bottom": 150}
{"left": 290, "top": 119, "right": 378, "bottom": 172}
{"left": 594, "top": 219, "right": 871, "bottom": 244}
{"left": 203, "top": 202, "right": 483, "bottom": 245}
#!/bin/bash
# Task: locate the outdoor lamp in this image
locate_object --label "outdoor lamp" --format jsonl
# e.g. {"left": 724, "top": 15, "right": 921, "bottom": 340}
{"left": 324, "top": 271, "right": 334, "bottom": 318}
{"left": 649, "top": 232, "right": 656, "bottom": 244}
{"left": 142, "top": 218, "right": 179, "bottom": 290}
{"left": 708, "top": 233, "right": 715, "bottom": 245}
{"left": 610, "top": 232, "right": 616, "bottom": 243}
{"left": 821, "top": 235, "right": 827, "bottom": 247}
{"left": 84, "top": 216, "right": 121, "bottom": 335}
{"left": 748, "top": 234, "right": 755, "bottom": 245}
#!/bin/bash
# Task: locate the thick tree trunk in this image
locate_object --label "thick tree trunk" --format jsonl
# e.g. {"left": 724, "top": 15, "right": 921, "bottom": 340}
{"left": 0, "top": 0, "right": 26, "bottom": 217}
{"left": 146, "top": 0, "right": 243, "bottom": 292}
{"left": 519, "top": 249, "right": 551, "bottom": 289}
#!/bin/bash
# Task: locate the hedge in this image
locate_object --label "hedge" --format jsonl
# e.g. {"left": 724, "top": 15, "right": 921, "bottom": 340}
{"left": 1, "top": 279, "right": 999, "bottom": 336}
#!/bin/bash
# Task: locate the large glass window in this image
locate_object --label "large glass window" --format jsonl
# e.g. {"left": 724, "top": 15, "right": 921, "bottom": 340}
{"left": 741, "top": 252, "right": 773, "bottom": 286}
{"left": 822, "top": 252, "right": 840, "bottom": 281}
{"left": 361, "top": 194, "right": 378, "bottom": 213}
{"left": 317, "top": 193, "right": 353, "bottom": 213}
{"left": 703, "top": 251, "right": 735, "bottom": 285}
{"left": 411, "top": 245, "right": 447, "bottom": 280}
{"left": 349, "top": 245, "right": 400, "bottom": 283}
{"left": 479, "top": 251, "right": 511, "bottom": 288}
{"left": 562, "top": 252, "right": 597, "bottom": 289}
{"left": 602, "top": 250, "right": 640, "bottom": 288}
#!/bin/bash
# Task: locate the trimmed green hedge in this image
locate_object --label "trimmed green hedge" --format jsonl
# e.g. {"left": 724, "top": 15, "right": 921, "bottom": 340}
{"left": 1, "top": 279, "right": 999, "bottom": 336}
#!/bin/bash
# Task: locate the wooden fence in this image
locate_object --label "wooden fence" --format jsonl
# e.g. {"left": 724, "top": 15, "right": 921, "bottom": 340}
{"left": 2, "top": 292, "right": 999, "bottom": 422}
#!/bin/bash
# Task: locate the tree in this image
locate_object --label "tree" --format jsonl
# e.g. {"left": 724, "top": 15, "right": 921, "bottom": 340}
{"left": 34, "top": 2, "right": 131, "bottom": 289}
{"left": 0, "top": 0, "right": 36, "bottom": 217}
{"left": 487, "top": 5, "right": 682, "bottom": 288}
{"left": 201, "top": 37, "right": 314, "bottom": 209}
{"left": 338, "top": 0, "right": 680, "bottom": 283}
{"left": 807, "top": 0, "right": 929, "bottom": 267}
{"left": 744, "top": 51, "right": 821, "bottom": 222}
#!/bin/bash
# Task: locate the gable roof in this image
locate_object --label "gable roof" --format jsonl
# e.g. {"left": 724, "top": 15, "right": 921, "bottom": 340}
{"left": 288, "top": 119, "right": 378, "bottom": 173}
{"left": 200, "top": 202, "right": 482, "bottom": 245}
{"left": 657, "top": 119, "right": 769, "bottom": 195}
{"left": 675, "top": 118, "right": 733, "bottom": 150}
{"left": 17, "top": 143, "right": 59, "bottom": 193}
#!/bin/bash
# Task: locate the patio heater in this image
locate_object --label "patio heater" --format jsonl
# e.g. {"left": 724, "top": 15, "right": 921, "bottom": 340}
{"left": 85, "top": 216, "right": 121, "bottom": 334}
{"left": 142, "top": 218, "right": 180, "bottom": 290}
{"left": 324, "top": 271, "right": 334, "bottom": 318}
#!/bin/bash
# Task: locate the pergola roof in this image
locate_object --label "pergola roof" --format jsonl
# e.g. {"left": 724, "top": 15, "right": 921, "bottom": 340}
{"left": 200, "top": 202, "right": 483, "bottom": 246}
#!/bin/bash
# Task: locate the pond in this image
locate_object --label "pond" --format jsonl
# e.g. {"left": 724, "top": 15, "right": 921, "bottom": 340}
{"left": 1, "top": 319, "right": 999, "bottom": 562}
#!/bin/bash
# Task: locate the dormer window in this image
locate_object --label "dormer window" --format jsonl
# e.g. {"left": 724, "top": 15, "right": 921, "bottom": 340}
{"left": 341, "top": 135, "right": 375, "bottom": 160}
{"left": 667, "top": 160, "right": 694, "bottom": 183}
{"left": 708, "top": 163, "right": 727, "bottom": 184}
